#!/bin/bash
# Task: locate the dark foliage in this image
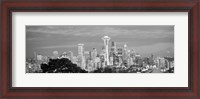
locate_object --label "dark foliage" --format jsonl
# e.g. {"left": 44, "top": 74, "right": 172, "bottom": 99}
{"left": 166, "top": 67, "right": 174, "bottom": 73}
{"left": 41, "top": 58, "right": 88, "bottom": 73}
{"left": 92, "top": 67, "right": 115, "bottom": 73}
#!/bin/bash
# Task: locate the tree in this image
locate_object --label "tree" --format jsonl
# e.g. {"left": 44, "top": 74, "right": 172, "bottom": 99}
{"left": 41, "top": 58, "right": 88, "bottom": 73}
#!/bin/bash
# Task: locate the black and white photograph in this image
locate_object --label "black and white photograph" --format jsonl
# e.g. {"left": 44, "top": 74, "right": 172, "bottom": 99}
{"left": 26, "top": 25, "right": 174, "bottom": 73}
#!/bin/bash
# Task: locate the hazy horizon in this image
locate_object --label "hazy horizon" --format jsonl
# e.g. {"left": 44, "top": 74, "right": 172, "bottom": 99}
{"left": 26, "top": 25, "right": 174, "bottom": 58}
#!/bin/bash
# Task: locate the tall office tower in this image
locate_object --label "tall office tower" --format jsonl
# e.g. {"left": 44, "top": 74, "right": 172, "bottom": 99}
{"left": 159, "top": 57, "right": 165, "bottom": 68}
{"left": 117, "top": 48, "right": 123, "bottom": 65}
{"left": 123, "top": 44, "right": 128, "bottom": 59}
{"left": 91, "top": 48, "right": 98, "bottom": 70}
{"left": 100, "top": 46, "right": 106, "bottom": 67}
{"left": 102, "top": 36, "right": 111, "bottom": 65}
{"left": 109, "top": 56, "right": 114, "bottom": 65}
{"left": 89, "top": 51, "right": 92, "bottom": 60}
{"left": 117, "top": 48, "right": 123, "bottom": 57}
{"left": 78, "top": 44, "right": 84, "bottom": 57}
{"left": 109, "top": 50, "right": 114, "bottom": 65}
{"left": 130, "top": 49, "right": 135, "bottom": 58}
{"left": 110, "top": 41, "right": 116, "bottom": 53}
{"left": 128, "top": 57, "right": 134, "bottom": 66}
{"left": 34, "top": 52, "right": 37, "bottom": 61}
{"left": 110, "top": 41, "right": 116, "bottom": 65}
{"left": 83, "top": 51, "right": 90, "bottom": 67}
{"left": 130, "top": 49, "right": 136, "bottom": 63}
{"left": 92, "top": 48, "right": 97, "bottom": 60}
{"left": 78, "top": 44, "right": 85, "bottom": 69}
{"left": 165, "top": 59, "right": 170, "bottom": 70}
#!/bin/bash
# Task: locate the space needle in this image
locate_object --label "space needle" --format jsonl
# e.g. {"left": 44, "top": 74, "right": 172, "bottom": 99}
{"left": 102, "top": 36, "right": 111, "bottom": 65}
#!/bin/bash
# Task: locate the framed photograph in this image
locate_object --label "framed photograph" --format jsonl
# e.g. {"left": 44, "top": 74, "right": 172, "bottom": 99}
{"left": 1, "top": 0, "right": 199, "bottom": 98}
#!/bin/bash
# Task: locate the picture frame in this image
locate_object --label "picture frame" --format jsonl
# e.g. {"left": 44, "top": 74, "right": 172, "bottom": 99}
{"left": 1, "top": 0, "right": 199, "bottom": 98}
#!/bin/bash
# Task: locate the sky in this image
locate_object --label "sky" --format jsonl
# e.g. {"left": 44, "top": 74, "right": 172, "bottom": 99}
{"left": 26, "top": 25, "right": 174, "bottom": 58}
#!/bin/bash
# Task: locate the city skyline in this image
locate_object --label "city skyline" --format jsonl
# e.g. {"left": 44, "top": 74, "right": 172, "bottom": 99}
{"left": 26, "top": 25, "right": 174, "bottom": 58}
{"left": 26, "top": 35, "right": 174, "bottom": 73}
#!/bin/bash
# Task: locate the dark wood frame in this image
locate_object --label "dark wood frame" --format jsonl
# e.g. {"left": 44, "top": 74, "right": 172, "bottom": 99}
{"left": 1, "top": 0, "right": 199, "bottom": 98}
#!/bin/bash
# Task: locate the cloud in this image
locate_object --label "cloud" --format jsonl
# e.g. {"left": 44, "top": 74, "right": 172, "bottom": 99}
{"left": 36, "top": 44, "right": 77, "bottom": 49}
{"left": 26, "top": 25, "right": 174, "bottom": 39}
{"left": 26, "top": 25, "right": 174, "bottom": 57}
{"left": 27, "top": 37, "right": 42, "bottom": 41}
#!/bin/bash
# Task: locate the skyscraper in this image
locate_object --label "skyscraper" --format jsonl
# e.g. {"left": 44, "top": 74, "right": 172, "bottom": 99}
{"left": 100, "top": 46, "right": 106, "bottom": 67}
{"left": 78, "top": 44, "right": 84, "bottom": 57}
{"left": 78, "top": 44, "right": 85, "bottom": 69}
{"left": 130, "top": 49, "right": 136, "bottom": 58}
{"left": 117, "top": 48, "right": 123, "bottom": 57}
{"left": 102, "top": 36, "right": 111, "bottom": 65}
{"left": 110, "top": 41, "right": 117, "bottom": 65}
{"left": 111, "top": 41, "right": 116, "bottom": 53}
{"left": 34, "top": 52, "right": 37, "bottom": 61}
{"left": 89, "top": 51, "right": 92, "bottom": 60}
{"left": 91, "top": 48, "right": 98, "bottom": 70}
{"left": 123, "top": 44, "right": 128, "bottom": 59}
{"left": 92, "top": 48, "right": 97, "bottom": 61}
{"left": 117, "top": 48, "right": 123, "bottom": 66}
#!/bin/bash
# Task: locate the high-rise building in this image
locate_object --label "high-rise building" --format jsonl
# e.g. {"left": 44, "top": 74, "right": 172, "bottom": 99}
{"left": 117, "top": 48, "right": 123, "bottom": 66}
{"left": 91, "top": 48, "right": 98, "bottom": 69}
{"left": 110, "top": 41, "right": 116, "bottom": 65}
{"left": 91, "top": 48, "right": 97, "bottom": 61}
{"left": 117, "top": 48, "right": 123, "bottom": 57}
{"left": 78, "top": 44, "right": 84, "bottom": 57}
{"left": 110, "top": 41, "right": 116, "bottom": 53}
{"left": 34, "top": 52, "right": 37, "bottom": 61}
{"left": 127, "top": 57, "right": 134, "bottom": 67}
{"left": 158, "top": 57, "right": 165, "bottom": 68}
{"left": 100, "top": 46, "right": 106, "bottom": 67}
{"left": 165, "top": 59, "right": 170, "bottom": 70}
{"left": 124, "top": 44, "right": 128, "bottom": 50}
{"left": 89, "top": 51, "right": 92, "bottom": 60}
{"left": 123, "top": 44, "right": 128, "bottom": 59}
{"left": 149, "top": 54, "right": 155, "bottom": 65}
{"left": 78, "top": 44, "right": 85, "bottom": 69}
{"left": 130, "top": 49, "right": 136, "bottom": 58}
{"left": 100, "top": 55, "right": 105, "bottom": 68}
{"left": 102, "top": 36, "right": 111, "bottom": 65}
{"left": 109, "top": 56, "right": 114, "bottom": 65}
{"left": 84, "top": 51, "right": 90, "bottom": 60}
